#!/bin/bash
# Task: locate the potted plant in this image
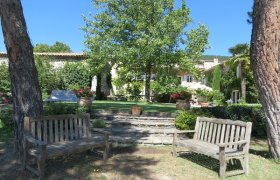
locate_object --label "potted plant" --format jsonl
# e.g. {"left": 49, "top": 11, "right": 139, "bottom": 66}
{"left": 196, "top": 89, "right": 212, "bottom": 107}
{"left": 128, "top": 81, "right": 143, "bottom": 116}
{"left": 75, "top": 87, "right": 96, "bottom": 107}
{"left": 171, "top": 88, "right": 192, "bottom": 110}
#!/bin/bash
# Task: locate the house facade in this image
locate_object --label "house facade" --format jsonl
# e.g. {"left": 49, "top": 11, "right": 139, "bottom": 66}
{"left": 0, "top": 52, "right": 226, "bottom": 98}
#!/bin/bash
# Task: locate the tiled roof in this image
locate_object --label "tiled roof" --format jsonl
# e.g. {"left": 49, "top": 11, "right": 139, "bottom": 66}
{"left": 0, "top": 52, "right": 86, "bottom": 58}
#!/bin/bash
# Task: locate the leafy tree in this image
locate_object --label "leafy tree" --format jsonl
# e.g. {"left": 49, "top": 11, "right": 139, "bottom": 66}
{"left": 251, "top": 0, "right": 280, "bottom": 158}
{"left": 50, "top": 41, "right": 72, "bottom": 52}
{"left": 0, "top": 0, "right": 43, "bottom": 154}
{"left": 34, "top": 41, "right": 72, "bottom": 53}
{"left": 211, "top": 66, "right": 221, "bottom": 91}
{"left": 33, "top": 43, "right": 50, "bottom": 52}
{"left": 83, "top": 0, "right": 208, "bottom": 101}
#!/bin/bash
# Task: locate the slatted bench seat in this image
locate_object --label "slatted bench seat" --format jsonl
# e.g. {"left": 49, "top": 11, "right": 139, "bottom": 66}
{"left": 23, "top": 113, "right": 109, "bottom": 179}
{"left": 173, "top": 117, "right": 252, "bottom": 179}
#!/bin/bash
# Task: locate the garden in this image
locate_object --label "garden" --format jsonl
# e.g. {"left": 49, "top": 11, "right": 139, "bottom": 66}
{"left": 1, "top": 0, "right": 280, "bottom": 179}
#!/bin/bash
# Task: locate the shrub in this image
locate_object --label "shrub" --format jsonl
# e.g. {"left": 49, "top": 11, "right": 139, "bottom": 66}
{"left": 59, "top": 62, "right": 91, "bottom": 90}
{"left": 175, "top": 110, "right": 197, "bottom": 130}
{"left": 44, "top": 103, "right": 79, "bottom": 115}
{"left": 191, "top": 105, "right": 266, "bottom": 137}
{"left": 0, "top": 107, "right": 13, "bottom": 130}
{"left": 75, "top": 106, "right": 90, "bottom": 115}
{"left": 92, "top": 119, "right": 106, "bottom": 128}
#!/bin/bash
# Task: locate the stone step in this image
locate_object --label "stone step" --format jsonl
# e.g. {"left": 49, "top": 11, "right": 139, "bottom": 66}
{"left": 93, "top": 115, "right": 175, "bottom": 121}
{"left": 92, "top": 127, "right": 176, "bottom": 134}
{"left": 109, "top": 135, "right": 173, "bottom": 145}
{"left": 91, "top": 109, "right": 176, "bottom": 118}
{"left": 104, "top": 119, "right": 175, "bottom": 127}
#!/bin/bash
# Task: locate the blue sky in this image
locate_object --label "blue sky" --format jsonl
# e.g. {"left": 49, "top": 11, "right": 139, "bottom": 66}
{"left": 0, "top": 0, "right": 253, "bottom": 56}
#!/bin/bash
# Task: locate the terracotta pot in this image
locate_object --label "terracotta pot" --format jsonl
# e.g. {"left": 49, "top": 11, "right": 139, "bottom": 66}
{"left": 79, "top": 97, "right": 92, "bottom": 106}
{"left": 200, "top": 102, "right": 209, "bottom": 107}
{"left": 131, "top": 106, "right": 142, "bottom": 116}
{"left": 176, "top": 100, "right": 190, "bottom": 110}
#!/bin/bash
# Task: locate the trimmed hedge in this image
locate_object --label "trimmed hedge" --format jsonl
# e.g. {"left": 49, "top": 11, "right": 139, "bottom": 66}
{"left": 175, "top": 105, "right": 266, "bottom": 137}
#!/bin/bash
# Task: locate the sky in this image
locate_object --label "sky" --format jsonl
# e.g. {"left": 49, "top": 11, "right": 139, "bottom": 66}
{"left": 0, "top": 0, "right": 253, "bottom": 56}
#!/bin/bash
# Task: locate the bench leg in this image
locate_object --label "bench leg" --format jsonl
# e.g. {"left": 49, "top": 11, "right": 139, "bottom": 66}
{"left": 37, "top": 157, "right": 46, "bottom": 180}
{"left": 219, "top": 147, "right": 226, "bottom": 180}
{"left": 173, "top": 132, "right": 178, "bottom": 157}
{"left": 242, "top": 156, "right": 249, "bottom": 174}
{"left": 173, "top": 144, "right": 177, "bottom": 157}
{"left": 103, "top": 134, "right": 109, "bottom": 160}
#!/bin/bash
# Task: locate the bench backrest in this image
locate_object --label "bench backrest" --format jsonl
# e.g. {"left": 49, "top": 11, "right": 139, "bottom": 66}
{"left": 47, "top": 90, "right": 79, "bottom": 102}
{"left": 193, "top": 117, "right": 252, "bottom": 149}
{"left": 24, "top": 113, "right": 91, "bottom": 144}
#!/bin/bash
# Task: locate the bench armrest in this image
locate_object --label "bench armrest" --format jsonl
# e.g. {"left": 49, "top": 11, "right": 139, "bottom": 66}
{"left": 90, "top": 128, "right": 111, "bottom": 135}
{"left": 25, "top": 135, "right": 47, "bottom": 146}
{"left": 218, "top": 140, "right": 248, "bottom": 148}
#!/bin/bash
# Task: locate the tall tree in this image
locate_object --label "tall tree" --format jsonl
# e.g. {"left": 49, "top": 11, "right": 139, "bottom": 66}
{"left": 83, "top": 0, "right": 208, "bottom": 101}
{"left": 211, "top": 66, "right": 221, "bottom": 91}
{"left": 250, "top": 0, "right": 280, "bottom": 158}
{"left": 0, "top": 0, "right": 43, "bottom": 155}
{"left": 228, "top": 43, "right": 250, "bottom": 102}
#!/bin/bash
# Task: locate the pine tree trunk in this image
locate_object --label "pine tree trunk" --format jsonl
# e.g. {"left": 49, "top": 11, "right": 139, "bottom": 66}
{"left": 250, "top": 0, "right": 280, "bottom": 158}
{"left": 0, "top": 0, "right": 43, "bottom": 156}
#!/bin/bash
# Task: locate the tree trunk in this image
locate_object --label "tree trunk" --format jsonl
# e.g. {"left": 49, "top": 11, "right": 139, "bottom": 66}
{"left": 250, "top": 0, "right": 280, "bottom": 158}
{"left": 145, "top": 64, "right": 152, "bottom": 102}
{"left": 240, "top": 61, "right": 246, "bottom": 101}
{"left": 0, "top": 0, "right": 43, "bottom": 156}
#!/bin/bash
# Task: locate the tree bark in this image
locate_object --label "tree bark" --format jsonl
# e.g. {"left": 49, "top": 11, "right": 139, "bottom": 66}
{"left": 250, "top": 0, "right": 280, "bottom": 158}
{"left": 145, "top": 63, "right": 152, "bottom": 102}
{"left": 0, "top": 0, "right": 43, "bottom": 156}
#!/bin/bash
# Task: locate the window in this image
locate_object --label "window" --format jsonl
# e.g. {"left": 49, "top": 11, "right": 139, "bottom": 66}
{"left": 183, "top": 75, "right": 192, "bottom": 82}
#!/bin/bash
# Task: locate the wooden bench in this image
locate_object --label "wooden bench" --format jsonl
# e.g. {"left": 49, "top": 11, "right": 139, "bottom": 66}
{"left": 173, "top": 117, "right": 252, "bottom": 179}
{"left": 23, "top": 113, "right": 109, "bottom": 179}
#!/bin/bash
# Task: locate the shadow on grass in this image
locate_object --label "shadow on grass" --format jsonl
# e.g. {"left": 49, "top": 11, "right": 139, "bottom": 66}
{"left": 45, "top": 145, "right": 158, "bottom": 179}
{"left": 179, "top": 151, "right": 243, "bottom": 174}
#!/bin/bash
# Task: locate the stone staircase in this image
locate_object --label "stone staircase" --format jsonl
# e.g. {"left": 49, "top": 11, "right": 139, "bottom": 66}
{"left": 91, "top": 111, "right": 176, "bottom": 145}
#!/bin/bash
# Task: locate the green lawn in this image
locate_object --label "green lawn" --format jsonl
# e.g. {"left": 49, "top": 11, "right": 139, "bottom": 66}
{"left": 92, "top": 100, "right": 177, "bottom": 113}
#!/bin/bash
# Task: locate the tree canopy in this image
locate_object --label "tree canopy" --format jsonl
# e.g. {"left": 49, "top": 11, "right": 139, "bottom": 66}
{"left": 83, "top": 0, "right": 208, "bottom": 100}
{"left": 34, "top": 41, "right": 72, "bottom": 53}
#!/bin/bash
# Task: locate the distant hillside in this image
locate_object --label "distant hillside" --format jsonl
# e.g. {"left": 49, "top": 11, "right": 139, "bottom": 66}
{"left": 201, "top": 55, "right": 230, "bottom": 61}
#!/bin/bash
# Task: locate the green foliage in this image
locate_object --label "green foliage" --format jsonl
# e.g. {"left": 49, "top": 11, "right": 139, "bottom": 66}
{"left": 43, "top": 103, "right": 79, "bottom": 115}
{"left": 127, "top": 81, "right": 143, "bottom": 103}
{"left": 92, "top": 119, "right": 106, "bottom": 128}
{"left": 75, "top": 106, "right": 90, "bottom": 114}
{"left": 59, "top": 62, "right": 91, "bottom": 90}
{"left": 83, "top": 0, "right": 209, "bottom": 98}
{"left": 35, "top": 56, "right": 63, "bottom": 95}
{"left": 0, "top": 63, "right": 10, "bottom": 93}
{"left": 175, "top": 110, "right": 197, "bottom": 130}
{"left": 0, "top": 107, "right": 13, "bottom": 130}
{"left": 50, "top": 41, "right": 72, "bottom": 52}
{"left": 211, "top": 66, "right": 221, "bottom": 91}
{"left": 34, "top": 41, "right": 72, "bottom": 53}
{"left": 191, "top": 105, "right": 266, "bottom": 137}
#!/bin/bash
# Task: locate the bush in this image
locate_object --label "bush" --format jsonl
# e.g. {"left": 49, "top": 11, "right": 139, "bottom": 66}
{"left": 175, "top": 110, "right": 197, "bottom": 130}
{"left": 44, "top": 103, "right": 79, "bottom": 115}
{"left": 92, "top": 119, "right": 106, "bottom": 128}
{"left": 59, "top": 62, "right": 91, "bottom": 90}
{"left": 191, "top": 105, "right": 266, "bottom": 137}
{"left": 0, "top": 107, "right": 13, "bottom": 130}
